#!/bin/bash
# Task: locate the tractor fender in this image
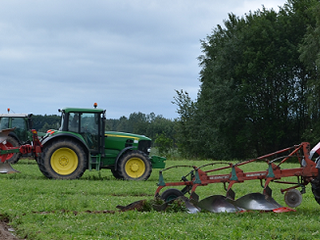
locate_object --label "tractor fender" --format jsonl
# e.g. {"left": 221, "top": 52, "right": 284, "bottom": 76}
{"left": 114, "top": 146, "right": 135, "bottom": 171}
{"left": 41, "top": 133, "right": 90, "bottom": 161}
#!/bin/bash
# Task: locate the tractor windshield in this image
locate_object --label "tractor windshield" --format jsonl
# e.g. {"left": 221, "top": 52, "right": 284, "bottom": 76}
{"left": 11, "top": 117, "right": 28, "bottom": 142}
{"left": 0, "top": 117, "right": 28, "bottom": 143}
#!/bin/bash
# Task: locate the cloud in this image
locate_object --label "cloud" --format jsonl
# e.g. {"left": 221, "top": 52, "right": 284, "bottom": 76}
{"left": 0, "top": 0, "right": 285, "bottom": 118}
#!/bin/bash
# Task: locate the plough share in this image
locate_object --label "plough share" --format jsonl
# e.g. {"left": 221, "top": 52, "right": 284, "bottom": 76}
{"left": 155, "top": 141, "right": 320, "bottom": 213}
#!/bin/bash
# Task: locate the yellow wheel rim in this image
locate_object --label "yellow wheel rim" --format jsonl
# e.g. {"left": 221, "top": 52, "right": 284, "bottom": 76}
{"left": 125, "top": 157, "right": 145, "bottom": 178}
{"left": 50, "top": 148, "right": 78, "bottom": 175}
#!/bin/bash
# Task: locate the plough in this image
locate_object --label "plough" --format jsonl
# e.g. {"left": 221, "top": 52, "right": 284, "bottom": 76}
{"left": 155, "top": 141, "right": 320, "bottom": 213}
{"left": 0, "top": 128, "right": 42, "bottom": 173}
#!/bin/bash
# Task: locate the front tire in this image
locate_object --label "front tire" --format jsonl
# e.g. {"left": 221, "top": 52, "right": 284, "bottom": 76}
{"left": 117, "top": 150, "right": 152, "bottom": 180}
{"left": 111, "top": 167, "right": 121, "bottom": 179}
{"left": 38, "top": 139, "right": 87, "bottom": 179}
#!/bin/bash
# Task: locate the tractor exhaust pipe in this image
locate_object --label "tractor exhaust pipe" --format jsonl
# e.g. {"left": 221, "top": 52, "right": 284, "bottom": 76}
{"left": 0, "top": 128, "right": 20, "bottom": 174}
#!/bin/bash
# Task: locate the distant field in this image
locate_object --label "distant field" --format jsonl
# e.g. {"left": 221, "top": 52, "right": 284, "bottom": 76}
{"left": 0, "top": 159, "right": 319, "bottom": 239}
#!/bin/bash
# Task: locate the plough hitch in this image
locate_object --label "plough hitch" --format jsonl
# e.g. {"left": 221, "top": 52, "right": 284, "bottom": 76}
{"left": 155, "top": 142, "right": 320, "bottom": 213}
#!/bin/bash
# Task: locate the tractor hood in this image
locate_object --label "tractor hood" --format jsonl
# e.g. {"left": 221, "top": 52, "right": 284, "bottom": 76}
{"left": 105, "top": 131, "right": 151, "bottom": 141}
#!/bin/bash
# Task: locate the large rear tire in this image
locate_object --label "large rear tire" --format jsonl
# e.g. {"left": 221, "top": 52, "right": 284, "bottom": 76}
{"left": 117, "top": 150, "right": 152, "bottom": 180}
{"left": 311, "top": 169, "right": 320, "bottom": 205}
{"left": 312, "top": 183, "right": 320, "bottom": 205}
{"left": 111, "top": 167, "right": 121, "bottom": 179}
{"left": 5, "top": 136, "right": 21, "bottom": 164}
{"left": 38, "top": 139, "right": 87, "bottom": 179}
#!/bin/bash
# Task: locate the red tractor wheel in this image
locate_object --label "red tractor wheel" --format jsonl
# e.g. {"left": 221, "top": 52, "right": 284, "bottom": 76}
{"left": 5, "top": 136, "right": 21, "bottom": 164}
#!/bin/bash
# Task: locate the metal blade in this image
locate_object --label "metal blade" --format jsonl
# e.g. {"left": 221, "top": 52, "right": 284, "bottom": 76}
{"left": 184, "top": 200, "right": 201, "bottom": 214}
{"left": 177, "top": 196, "right": 200, "bottom": 214}
{"left": 0, "top": 128, "right": 14, "bottom": 144}
{"left": 0, "top": 162, "right": 20, "bottom": 174}
{"left": 197, "top": 195, "right": 240, "bottom": 213}
{"left": 233, "top": 192, "right": 282, "bottom": 211}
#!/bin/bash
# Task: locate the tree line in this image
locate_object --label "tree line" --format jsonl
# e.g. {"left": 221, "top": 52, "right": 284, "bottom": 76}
{"left": 173, "top": 0, "right": 320, "bottom": 160}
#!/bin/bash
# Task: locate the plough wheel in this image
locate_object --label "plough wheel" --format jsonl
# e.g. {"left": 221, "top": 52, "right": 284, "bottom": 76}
{"left": 160, "top": 188, "right": 184, "bottom": 202}
{"left": 284, "top": 189, "right": 302, "bottom": 208}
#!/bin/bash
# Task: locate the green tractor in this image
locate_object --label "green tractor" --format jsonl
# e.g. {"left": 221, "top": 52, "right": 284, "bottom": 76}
{"left": 37, "top": 106, "right": 166, "bottom": 180}
{"left": 0, "top": 113, "right": 33, "bottom": 164}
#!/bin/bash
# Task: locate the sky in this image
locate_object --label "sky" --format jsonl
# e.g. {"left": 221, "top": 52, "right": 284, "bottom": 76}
{"left": 0, "top": 0, "right": 286, "bottom": 119}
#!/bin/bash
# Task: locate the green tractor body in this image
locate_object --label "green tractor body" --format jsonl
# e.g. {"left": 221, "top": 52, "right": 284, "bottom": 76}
{"left": 0, "top": 113, "right": 33, "bottom": 163}
{"left": 38, "top": 107, "right": 166, "bottom": 180}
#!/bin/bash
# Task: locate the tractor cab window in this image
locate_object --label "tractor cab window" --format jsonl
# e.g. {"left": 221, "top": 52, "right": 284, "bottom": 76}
{"left": 67, "top": 112, "right": 100, "bottom": 152}
{"left": 68, "top": 113, "right": 80, "bottom": 132}
{"left": 80, "top": 113, "right": 99, "bottom": 152}
{"left": 11, "top": 118, "right": 28, "bottom": 142}
{"left": 0, "top": 117, "right": 9, "bottom": 129}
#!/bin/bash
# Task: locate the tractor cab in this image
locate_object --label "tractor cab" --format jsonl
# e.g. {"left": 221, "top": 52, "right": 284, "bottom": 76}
{"left": 0, "top": 113, "right": 33, "bottom": 144}
{"left": 58, "top": 107, "right": 106, "bottom": 155}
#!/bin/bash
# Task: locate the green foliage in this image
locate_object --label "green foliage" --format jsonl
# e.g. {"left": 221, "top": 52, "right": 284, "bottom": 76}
{"left": 154, "top": 132, "right": 174, "bottom": 158}
{"left": 172, "top": 89, "right": 201, "bottom": 158}
{"left": 140, "top": 198, "right": 188, "bottom": 213}
{"left": 299, "top": 1, "right": 320, "bottom": 145}
{"left": 32, "top": 114, "right": 60, "bottom": 132}
{"left": 175, "top": 0, "right": 320, "bottom": 160}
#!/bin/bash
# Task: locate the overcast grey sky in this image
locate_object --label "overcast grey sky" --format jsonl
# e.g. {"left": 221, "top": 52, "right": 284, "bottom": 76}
{"left": 0, "top": 0, "right": 285, "bottom": 119}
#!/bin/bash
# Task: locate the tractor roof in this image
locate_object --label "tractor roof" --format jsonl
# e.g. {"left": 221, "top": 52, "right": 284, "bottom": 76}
{"left": 59, "top": 107, "right": 105, "bottom": 114}
{"left": 0, "top": 113, "right": 32, "bottom": 118}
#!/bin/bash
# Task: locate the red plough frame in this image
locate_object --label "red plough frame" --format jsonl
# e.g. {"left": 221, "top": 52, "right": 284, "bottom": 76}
{"left": 155, "top": 142, "right": 320, "bottom": 201}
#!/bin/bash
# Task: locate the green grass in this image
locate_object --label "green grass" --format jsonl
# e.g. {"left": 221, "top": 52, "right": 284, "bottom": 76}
{"left": 1, "top": 159, "right": 320, "bottom": 239}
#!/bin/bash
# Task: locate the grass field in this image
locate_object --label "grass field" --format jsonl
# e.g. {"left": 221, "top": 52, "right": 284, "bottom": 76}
{"left": 1, "top": 159, "right": 320, "bottom": 240}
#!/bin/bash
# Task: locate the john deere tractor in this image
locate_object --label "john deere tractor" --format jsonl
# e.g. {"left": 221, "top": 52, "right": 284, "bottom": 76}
{"left": 37, "top": 105, "right": 165, "bottom": 180}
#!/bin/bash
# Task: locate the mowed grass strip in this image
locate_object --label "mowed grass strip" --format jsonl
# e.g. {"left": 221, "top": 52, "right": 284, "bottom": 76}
{"left": 0, "top": 159, "right": 319, "bottom": 239}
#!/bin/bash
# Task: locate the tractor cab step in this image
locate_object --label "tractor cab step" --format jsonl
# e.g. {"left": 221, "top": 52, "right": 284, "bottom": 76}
{"left": 89, "top": 154, "right": 101, "bottom": 171}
